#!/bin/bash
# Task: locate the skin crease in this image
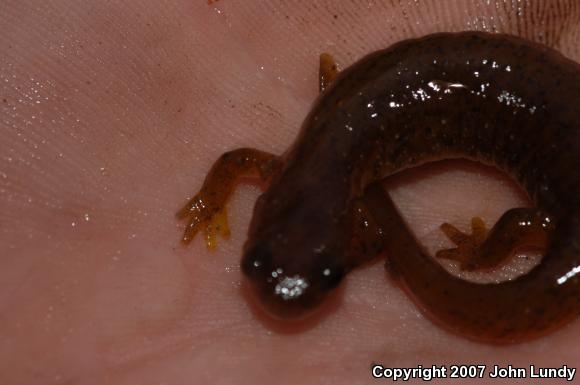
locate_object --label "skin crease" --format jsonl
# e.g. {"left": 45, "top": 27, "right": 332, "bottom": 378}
{"left": 1, "top": 0, "right": 580, "bottom": 384}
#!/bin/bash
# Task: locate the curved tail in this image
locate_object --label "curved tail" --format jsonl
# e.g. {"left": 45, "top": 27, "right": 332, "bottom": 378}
{"left": 363, "top": 183, "right": 580, "bottom": 343}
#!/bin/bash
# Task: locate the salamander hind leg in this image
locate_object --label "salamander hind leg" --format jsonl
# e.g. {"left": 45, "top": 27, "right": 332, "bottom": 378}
{"left": 436, "top": 217, "right": 487, "bottom": 271}
{"left": 177, "top": 148, "right": 281, "bottom": 249}
{"left": 435, "top": 208, "right": 554, "bottom": 271}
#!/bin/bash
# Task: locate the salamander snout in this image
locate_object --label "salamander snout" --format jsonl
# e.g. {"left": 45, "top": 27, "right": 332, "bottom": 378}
{"left": 241, "top": 243, "right": 345, "bottom": 319}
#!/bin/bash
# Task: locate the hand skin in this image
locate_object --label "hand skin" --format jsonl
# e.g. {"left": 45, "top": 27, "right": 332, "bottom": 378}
{"left": 1, "top": 1, "right": 580, "bottom": 384}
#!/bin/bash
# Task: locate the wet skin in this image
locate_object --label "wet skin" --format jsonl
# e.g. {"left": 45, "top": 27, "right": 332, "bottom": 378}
{"left": 2, "top": 1, "right": 580, "bottom": 384}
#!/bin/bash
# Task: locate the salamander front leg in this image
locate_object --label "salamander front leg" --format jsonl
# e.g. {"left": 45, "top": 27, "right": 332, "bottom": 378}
{"left": 436, "top": 208, "right": 554, "bottom": 271}
{"left": 177, "top": 148, "right": 281, "bottom": 249}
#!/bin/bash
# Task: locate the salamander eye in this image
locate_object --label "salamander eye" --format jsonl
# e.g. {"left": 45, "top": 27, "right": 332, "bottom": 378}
{"left": 241, "top": 244, "right": 270, "bottom": 279}
{"left": 320, "top": 265, "right": 345, "bottom": 289}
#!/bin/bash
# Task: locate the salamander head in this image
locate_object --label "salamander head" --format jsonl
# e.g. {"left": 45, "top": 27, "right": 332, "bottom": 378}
{"left": 242, "top": 241, "right": 346, "bottom": 319}
{"left": 241, "top": 191, "right": 349, "bottom": 319}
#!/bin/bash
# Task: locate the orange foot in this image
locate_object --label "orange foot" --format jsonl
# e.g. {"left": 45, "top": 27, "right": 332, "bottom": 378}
{"left": 176, "top": 195, "right": 230, "bottom": 250}
{"left": 435, "top": 217, "right": 488, "bottom": 271}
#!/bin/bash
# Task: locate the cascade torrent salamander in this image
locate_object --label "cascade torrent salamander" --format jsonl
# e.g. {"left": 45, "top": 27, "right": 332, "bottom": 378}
{"left": 177, "top": 32, "right": 580, "bottom": 343}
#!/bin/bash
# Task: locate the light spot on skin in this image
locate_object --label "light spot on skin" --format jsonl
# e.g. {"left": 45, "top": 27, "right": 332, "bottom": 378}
{"left": 271, "top": 268, "right": 283, "bottom": 278}
{"left": 275, "top": 275, "right": 309, "bottom": 300}
{"left": 557, "top": 266, "right": 580, "bottom": 285}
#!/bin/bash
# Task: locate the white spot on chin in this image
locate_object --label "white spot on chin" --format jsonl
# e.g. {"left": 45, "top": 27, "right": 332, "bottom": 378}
{"left": 275, "top": 275, "right": 309, "bottom": 300}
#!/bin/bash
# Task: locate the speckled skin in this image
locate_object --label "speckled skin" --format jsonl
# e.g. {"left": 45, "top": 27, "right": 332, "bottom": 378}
{"left": 179, "top": 32, "right": 580, "bottom": 343}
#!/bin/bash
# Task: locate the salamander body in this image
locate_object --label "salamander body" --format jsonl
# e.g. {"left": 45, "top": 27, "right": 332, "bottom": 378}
{"left": 178, "top": 32, "right": 580, "bottom": 343}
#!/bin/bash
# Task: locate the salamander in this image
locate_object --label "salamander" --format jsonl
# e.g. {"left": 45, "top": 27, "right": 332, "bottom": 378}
{"left": 177, "top": 32, "right": 580, "bottom": 343}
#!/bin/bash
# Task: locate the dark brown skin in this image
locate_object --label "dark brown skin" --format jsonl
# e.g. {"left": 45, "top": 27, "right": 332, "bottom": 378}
{"left": 179, "top": 32, "right": 580, "bottom": 343}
